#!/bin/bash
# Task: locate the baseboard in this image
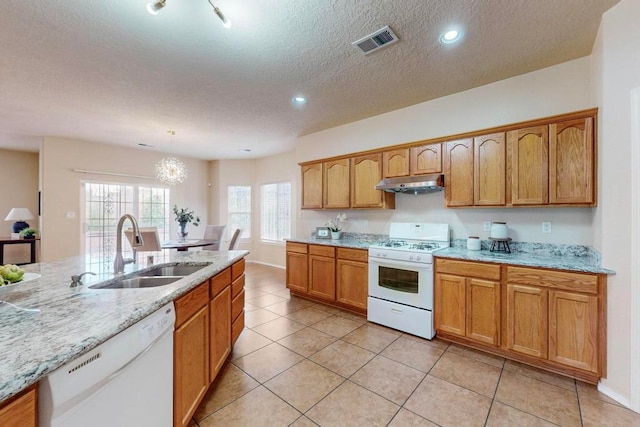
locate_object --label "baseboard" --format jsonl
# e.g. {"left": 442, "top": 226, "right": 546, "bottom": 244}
{"left": 597, "top": 383, "right": 632, "bottom": 409}
{"left": 246, "top": 260, "right": 285, "bottom": 270}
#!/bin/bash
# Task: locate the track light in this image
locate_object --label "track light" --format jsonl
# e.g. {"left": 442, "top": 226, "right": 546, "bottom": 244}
{"left": 146, "top": 0, "right": 167, "bottom": 15}
{"left": 208, "top": 0, "right": 232, "bottom": 28}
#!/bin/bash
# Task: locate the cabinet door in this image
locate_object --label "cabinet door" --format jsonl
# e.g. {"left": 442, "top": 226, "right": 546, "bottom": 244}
{"left": 323, "top": 159, "right": 350, "bottom": 209}
{"left": 383, "top": 148, "right": 410, "bottom": 178}
{"left": 549, "top": 291, "right": 598, "bottom": 372}
{"left": 507, "top": 126, "right": 549, "bottom": 205}
{"left": 506, "top": 284, "right": 548, "bottom": 358}
{"left": 435, "top": 274, "right": 466, "bottom": 337}
{"left": 466, "top": 278, "right": 500, "bottom": 346}
{"left": 410, "top": 143, "right": 442, "bottom": 175}
{"left": 0, "top": 386, "right": 36, "bottom": 427}
{"left": 444, "top": 138, "right": 474, "bottom": 207}
{"left": 309, "top": 255, "right": 336, "bottom": 301}
{"left": 174, "top": 305, "right": 209, "bottom": 427}
{"left": 549, "top": 117, "right": 594, "bottom": 205}
{"left": 209, "top": 285, "right": 231, "bottom": 383}
{"left": 286, "top": 251, "right": 308, "bottom": 293}
{"left": 351, "top": 153, "right": 393, "bottom": 209}
{"left": 301, "top": 163, "right": 323, "bottom": 209}
{"left": 474, "top": 133, "right": 505, "bottom": 206}
{"left": 336, "top": 259, "right": 368, "bottom": 310}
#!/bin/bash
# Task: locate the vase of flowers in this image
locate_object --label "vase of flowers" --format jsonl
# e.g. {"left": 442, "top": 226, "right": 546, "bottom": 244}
{"left": 173, "top": 205, "right": 201, "bottom": 242}
{"left": 326, "top": 213, "right": 347, "bottom": 240}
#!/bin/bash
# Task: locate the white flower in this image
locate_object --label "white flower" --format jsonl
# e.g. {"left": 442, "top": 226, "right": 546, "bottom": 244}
{"left": 326, "top": 213, "right": 348, "bottom": 232}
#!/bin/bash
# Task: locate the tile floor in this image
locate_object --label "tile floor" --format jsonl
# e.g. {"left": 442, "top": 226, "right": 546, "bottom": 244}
{"left": 192, "top": 263, "right": 640, "bottom": 426}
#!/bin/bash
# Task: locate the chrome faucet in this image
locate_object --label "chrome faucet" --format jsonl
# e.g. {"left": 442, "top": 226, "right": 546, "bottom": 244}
{"left": 70, "top": 272, "right": 96, "bottom": 287}
{"left": 114, "top": 214, "right": 144, "bottom": 274}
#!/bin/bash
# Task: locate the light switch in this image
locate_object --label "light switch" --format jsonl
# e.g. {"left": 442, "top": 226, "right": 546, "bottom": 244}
{"left": 542, "top": 222, "right": 552, "bottom": 233}
{"left": 66, "top": 212, "right": 76, "bottom": 219}
{"left": 483, "top": 221, "right": 492, "bottom": 231}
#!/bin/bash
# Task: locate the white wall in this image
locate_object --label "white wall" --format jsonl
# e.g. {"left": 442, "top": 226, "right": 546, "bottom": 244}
{"left": 296, "top": 57, "right": 597, "bottom": 245}
{"left": 40, "top": 137, "right": 209, "bottom": 261}
{"left": 592, "top": 0, "right": 640, "bottom": 409}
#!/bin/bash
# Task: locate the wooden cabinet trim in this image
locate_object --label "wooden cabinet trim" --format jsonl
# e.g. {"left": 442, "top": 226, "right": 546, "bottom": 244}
{"left": 309, "top": 244, "right": 336, "bottom": 257}
{"left": 506, "top": 266, "right": 598, "bottom": 294}
{"left": 337, "top": 247, "right": 368, "bottom": 262}
{"left": 286, "top": 242, "right": 308, "bottom": 254}
{"left": 175, "top": 283, "right": 209, "bottom": 328}
{"left": 435, "top": 258, "right": 501, "bottom": 281}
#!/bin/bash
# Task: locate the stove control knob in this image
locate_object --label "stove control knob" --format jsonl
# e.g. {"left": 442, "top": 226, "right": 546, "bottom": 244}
{"left": 416, "top": 255, "right": 421, "bottom": 261}
{"left": 408, "top": 255, "right": 414, "bottom": 261}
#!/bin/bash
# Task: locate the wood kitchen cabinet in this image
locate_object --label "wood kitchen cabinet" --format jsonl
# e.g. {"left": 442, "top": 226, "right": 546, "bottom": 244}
{"left": 209, "top": 268, "right": 231, "bottom": 383}
{"left": 286, "top": 242, "right": 308, "bottom": 293}
{"left": 231, "top": 259, "right": 246, "bottom": 345}
{"left": 351, "top": 153, "right": 395, "bottom": 209}
{"left": 435, "top": 259, "right": 501, "bottom": 346}
{"left": 336, "top": 248, "right": 368, "bottom": 311}
{"left": 0, "top": 384, "right": 37, "bottom": 427}
{"left": 505, "top": 283, "right": 548, "bottom": 358}
{"left": 507, "top": 125, "right": 549, "bottom": 205}
{"left": 323, "top": 159, "right": 350, "bottom": 209}
{"left": 308, "top": 244, "right": 336, "bottom": 301}
{"left": 474, "top": 132, "right": 506, "bottom": 206}
{"left": 301, "top": 162, "right": 323, "bottom": 209}
{"left": 410, "top": 142, "right": 442, "bottom": 175}
{"left": 549, "top": 117, "right": 595, "bottom": 205}
{"left": 174, "top": 282, "right": 210, "bottom": 427}
{"left": 444, "top": 138, "right": 474, "bottom": 207}
{"left": 383, "top": 148, "right": 410, "bottom": 178}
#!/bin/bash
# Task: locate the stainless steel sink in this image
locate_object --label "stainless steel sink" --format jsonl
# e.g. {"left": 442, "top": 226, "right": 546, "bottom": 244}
{"left": 137, "top": 265, "right": 207, "bottom": 277}
{"left": 89, "top": 263, "right": 210, "bottom": 289}
{"left": 91, "top": 276, "right": 181, "bottom": 289}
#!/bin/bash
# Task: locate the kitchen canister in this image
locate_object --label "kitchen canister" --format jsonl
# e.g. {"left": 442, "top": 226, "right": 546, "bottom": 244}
{"left": 467, "top": 236, "right": 481, "bottom": 251}
{"left": 490, "top": 222, "right": 509, "bottom": 239}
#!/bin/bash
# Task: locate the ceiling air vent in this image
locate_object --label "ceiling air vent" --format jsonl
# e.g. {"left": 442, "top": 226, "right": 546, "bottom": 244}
{"left": 352, "top": 26, "right": 399, "bottom": 55}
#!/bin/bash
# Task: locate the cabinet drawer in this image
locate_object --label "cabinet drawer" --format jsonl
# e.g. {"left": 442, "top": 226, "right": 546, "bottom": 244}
{"left": 232, "top": 258, "right": 245, "bottom": 281}
{"left": 435, "top": 259, "right": 500, "bottom": 281}
{"left": 232, "top": 289, "right": 245, "bottom": 321}
{"left": 507, "top": 267, "right": 598, "bottom": 294}
{"left": 309, "top": 244, "right": 335, "bottom": 257}
{"left": 175, "top": 282, "right": 209, "bottom": 328}
{"left": 232, "top": 274, "right": 245, "bottom": 299}
{"left": 337, "top": 247, "right": 368, "bottom": 262}
{"left": 232, "top": 311, "right": 245, "bottom": 344}
{"left": 210, "top": 268, "right": 231, "bottom": 297}
{"left": 286, "top": 242, "right": 307, "bottom": 254}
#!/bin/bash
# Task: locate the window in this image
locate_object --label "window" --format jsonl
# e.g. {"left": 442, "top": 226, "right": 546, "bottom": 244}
{"left": 228, "top": 185, "right": 251, "bottom": 239}
{"left": 260, "top": 182, "right": 291, "bottom": 242}
{"left": 83, "top": 182, "right": 170, "bottom": 270}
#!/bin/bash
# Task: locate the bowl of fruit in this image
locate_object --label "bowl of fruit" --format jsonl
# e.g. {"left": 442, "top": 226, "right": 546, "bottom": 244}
{"left": 0, "top": 264, "right": 40, "bottom": 288}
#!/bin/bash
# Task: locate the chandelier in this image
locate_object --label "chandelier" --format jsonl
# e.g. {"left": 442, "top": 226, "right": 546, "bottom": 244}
{"left": 146, "top": 0, "right": 232, "bottom": 28}
{"left": 155, "top": 130, "right": 188, "bottom": 185}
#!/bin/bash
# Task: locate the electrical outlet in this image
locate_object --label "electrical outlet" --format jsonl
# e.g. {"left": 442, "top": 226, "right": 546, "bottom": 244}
{"left": 362, "top": 219, "right": 369, "bottom": 229}
{"left": 483, "top": 221, "right": 492, "bottom": 231}
{"left": 542, "top": 222, "right": 552, "bottom": 233}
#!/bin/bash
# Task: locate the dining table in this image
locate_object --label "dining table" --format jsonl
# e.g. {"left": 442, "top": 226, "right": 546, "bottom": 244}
{"left": 161, "top": 239, "right": 219, "bottom": 252}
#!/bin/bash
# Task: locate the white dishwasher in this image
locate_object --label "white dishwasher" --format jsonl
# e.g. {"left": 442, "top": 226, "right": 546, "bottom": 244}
{"left": 39, "top": 302, "right": 175, "bottom": 427}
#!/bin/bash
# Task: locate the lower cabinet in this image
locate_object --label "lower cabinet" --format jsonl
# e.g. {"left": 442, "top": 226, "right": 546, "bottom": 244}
{"left": 231, "top": 259, "right": 246, "bottom": 346}
{"left": 435, "top": 258, "right": 606, "bottom": 383}
{"left": 210, "top": 268, "right": 231, "bottom": 383}
{"left": 0, "top": 385, "right": 37, "bottom": 427}
{"left": 286, "top": 242, "right": 368, "bottom": 313}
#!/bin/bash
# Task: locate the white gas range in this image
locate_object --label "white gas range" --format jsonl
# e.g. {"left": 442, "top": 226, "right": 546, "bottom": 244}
{"left": 367, "top": 223, "right": 450, "bottom": 340}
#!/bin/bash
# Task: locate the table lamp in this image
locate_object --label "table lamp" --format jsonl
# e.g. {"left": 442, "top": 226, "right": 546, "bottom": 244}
{"left": 5, "top": 208, "right": 35, "bottom": 233}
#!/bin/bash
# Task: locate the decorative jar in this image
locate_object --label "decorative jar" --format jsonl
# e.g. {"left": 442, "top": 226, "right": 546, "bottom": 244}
{"left": 490, "top": 222, "right": 508, "bottom": 239}
{"left": 467, "top": 236, "right": 481, "bottom": 251}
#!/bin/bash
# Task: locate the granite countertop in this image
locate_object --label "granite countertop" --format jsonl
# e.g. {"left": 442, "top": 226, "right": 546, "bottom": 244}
{"left": 0, "top": 249, "right": 248, "bottom": 402}
{"left": 433, "top": 247, "right": 615, "bottom": 275}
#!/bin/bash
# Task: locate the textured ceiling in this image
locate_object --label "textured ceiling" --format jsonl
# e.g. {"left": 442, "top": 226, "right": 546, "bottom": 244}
{"left": 0, "top": 0, "right": 618, "bottom": 159}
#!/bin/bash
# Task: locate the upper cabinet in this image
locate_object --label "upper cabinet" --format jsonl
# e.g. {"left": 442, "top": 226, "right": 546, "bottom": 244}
{"left": 549, "top": 117, "right": 595, "bottom": 205}
{"left": 507, "top": 125, "right": 549, "bottom": 206}
{"left": 351, "top": 153, "right": 395, "bottom": 209}
{"left": 444, "top": 139, "right": 474, "bottom": 207}
{"left": 301, "top": 163, "right": 323, "bottom": 209}
{"left": 299, "top": 109, "right": 597, "bottom": 210}
{"left": 383, "top": 148, "right": 410, "bottom": 178}
{"left": 323, "top": 159, "right": 350, "bottom": 209}
{"left": 410, "top": 143, "right": 442, "bottom": 175}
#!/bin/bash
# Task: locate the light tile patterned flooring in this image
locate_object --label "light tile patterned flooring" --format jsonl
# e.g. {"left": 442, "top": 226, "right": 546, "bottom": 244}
{"left": 192, "top": 263, "right": 640, "bottom": 426}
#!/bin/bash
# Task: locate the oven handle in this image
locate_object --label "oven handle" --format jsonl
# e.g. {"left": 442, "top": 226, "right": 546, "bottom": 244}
{"left": 368, "top": 257, "right": 433, "bottom": 271}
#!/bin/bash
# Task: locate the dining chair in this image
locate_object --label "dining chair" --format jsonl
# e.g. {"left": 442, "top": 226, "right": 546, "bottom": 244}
{"left": 202, "top": 225, "right": 226, "bottom": 251}
{"left": 228, "top": 228, "right": 242, "bottom": 250}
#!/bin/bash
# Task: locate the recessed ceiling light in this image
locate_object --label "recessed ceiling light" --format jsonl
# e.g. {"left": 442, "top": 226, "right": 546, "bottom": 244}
{"left": 238, "top": 148, "right": 252, "bottom": 152}
{"left": 292, "top": 96, "right": 307, "bottom": 105}
{"left": 440, "top": 29, "right": 462, "bottom": 44}
{"left": 138, "top": 143, "right": 155, "bottom": 147}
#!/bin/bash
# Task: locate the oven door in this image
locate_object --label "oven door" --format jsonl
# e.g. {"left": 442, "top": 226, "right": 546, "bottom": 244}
{"left": 368, "top": 257, "right": 433, "bottom": 310}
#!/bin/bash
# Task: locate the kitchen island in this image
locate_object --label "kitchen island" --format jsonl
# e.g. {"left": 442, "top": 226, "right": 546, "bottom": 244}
{"left": 0, "top": 249, "right": 248, "bottom": 403}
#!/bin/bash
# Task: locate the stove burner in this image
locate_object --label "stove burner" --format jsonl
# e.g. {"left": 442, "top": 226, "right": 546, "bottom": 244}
{"left": 379, "top": 240, "right": 407, "bottom": 248}
{"left": 409, "top": 242, "right": 441, "bottom": 250}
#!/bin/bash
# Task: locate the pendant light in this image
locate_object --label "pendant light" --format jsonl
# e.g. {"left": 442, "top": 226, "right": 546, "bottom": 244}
{"left": 146, "top": 0, "right": 232, "bottom": 28}
{"left": 155, "top": 130, "right": 188, "bottom": 185}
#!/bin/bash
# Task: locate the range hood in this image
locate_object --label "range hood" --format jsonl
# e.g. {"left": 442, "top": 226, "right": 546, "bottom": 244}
{"left": 375, "top": 174, "right": 444, "bottom": 194}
